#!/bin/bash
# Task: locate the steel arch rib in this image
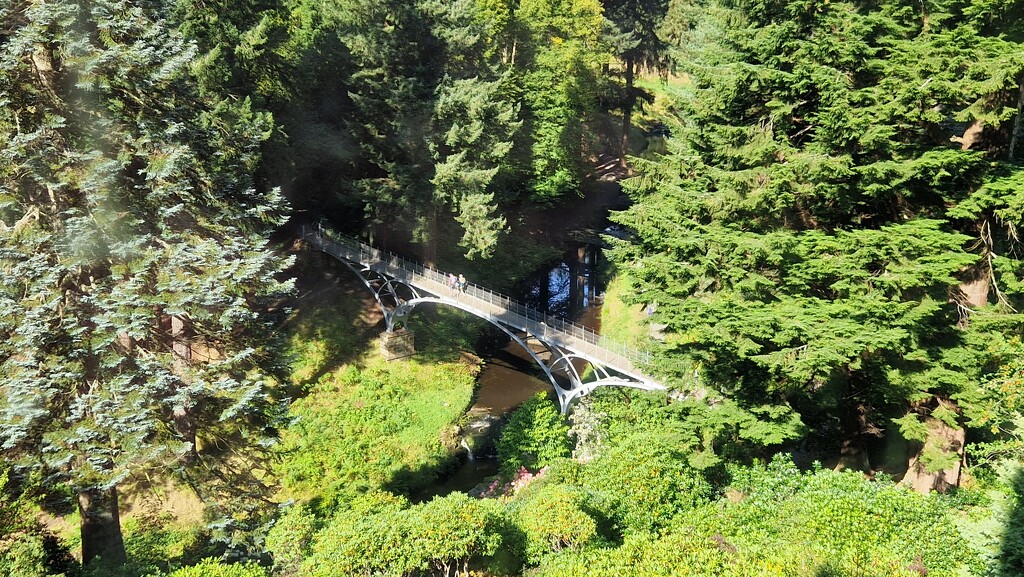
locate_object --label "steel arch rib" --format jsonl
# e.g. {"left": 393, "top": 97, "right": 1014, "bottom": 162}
{"left": 538, "top": 346, "right": 663, "bottom": 410}
{"left": 399, "top": 297, "right": 577, "bottom": 411}
{"left": 330, "top": 258, "right": 419, "bottom": 331}
{"left": 381, "top": 296, "right": 660, "bottom": 413}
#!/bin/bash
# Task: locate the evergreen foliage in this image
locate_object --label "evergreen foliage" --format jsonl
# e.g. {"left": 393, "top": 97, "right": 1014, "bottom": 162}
{"left": 608, "top": 0, "right": 1024, "bottom": 452}
{"left": 4, "top": 0, "right": 1024, "bottom": 573}
{"left": 0, "top": 0, "right": 292, "bottom": 564}
{"left": 325, "top": 0, "right": 523, "bottom": 258}
{"left": 518, "top": 0, "right": 608, "bottom": 201}
{"left": 603, "top": 0, "right": 670, "bottom": 159}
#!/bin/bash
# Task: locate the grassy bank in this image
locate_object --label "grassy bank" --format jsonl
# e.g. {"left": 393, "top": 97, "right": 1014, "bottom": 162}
{"left": 599, "top": 269, "right": 649, "bottom": 350}
{"left": 276, "top": 252, "right": 485, "bottom": 510}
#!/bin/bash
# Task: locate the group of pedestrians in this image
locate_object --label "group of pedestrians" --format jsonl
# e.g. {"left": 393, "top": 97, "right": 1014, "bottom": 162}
{"left": 447, "top": 272, "right": 467, "bottom": 296}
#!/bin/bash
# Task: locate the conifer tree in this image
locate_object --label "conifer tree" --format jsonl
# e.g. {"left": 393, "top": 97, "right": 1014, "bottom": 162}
{"left": 0, "top": 0, "right": 292, "bottom": 564}
{"left": 336, "top": 0, "right": 520, "bottom": 258}
{"left": 517, "top": 0, "right": 608, "bottom": 201}
{"left": 602, "top": 0, "right": 670, "bottom": 162}
{"left": 609, "top": 0, "right": 1024, "bottom": 468}
{"left": 427, "top": 0, "right": 522, "bottom": 258}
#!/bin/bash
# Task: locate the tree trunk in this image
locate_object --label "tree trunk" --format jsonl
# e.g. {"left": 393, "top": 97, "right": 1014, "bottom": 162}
{"left": 620, "top": 56, "right": 635, "bottom": 168}
{"left": 1009, "top": 74, "right": 1024, "bottom": 161}
{"left": 78, "top": 486, "right": 126, "bottom": 566}
{"left": 832, "top": 402, "right": 882, "bottom": 473}
{"left": 30, "top": 43, "right": 61, "bottom": 108}
{"left": 171, "top": 315, "right": 197, "bottom": 463}
{"left": 901, "top": 415, "right": 965, "bottom": 494}
{"left": 424, "top": 205, "right": 438, "bottom": 268}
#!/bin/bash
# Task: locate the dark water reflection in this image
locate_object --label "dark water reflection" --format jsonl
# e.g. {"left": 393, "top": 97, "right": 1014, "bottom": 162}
{"left": 517, "top": 244, "right": 603, "bottom": 319}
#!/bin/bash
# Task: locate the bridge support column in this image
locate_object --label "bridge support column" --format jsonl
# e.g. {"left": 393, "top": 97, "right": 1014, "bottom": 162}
{"left": 380, "top": 328, "right": 415, "bottom": 360}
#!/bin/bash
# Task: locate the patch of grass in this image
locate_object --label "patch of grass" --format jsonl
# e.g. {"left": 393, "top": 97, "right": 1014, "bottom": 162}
{"left": 283, "top": 254, "right": 383, "bottom": 389}
{"left": 121, "top": 513, "right": 210, "bottom": 574}
{"left": 277, "top": 287, "right": 482, "bottom": 512}
{"left": 275, "top": 355, "right": 476, "bottom": 511}
{"left": 600, "top": 270, "right": 648, "bottom": 349}
{"left": 404, "top": 305, "right": 487, "bottom": 364}
{"left": 285, "top": 298, "right": 377, "bottom": 386}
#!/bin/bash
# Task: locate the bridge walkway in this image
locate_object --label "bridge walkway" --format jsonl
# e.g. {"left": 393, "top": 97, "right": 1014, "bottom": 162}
{"left": 301, "top": 223, "right": 663, "bottom": 408}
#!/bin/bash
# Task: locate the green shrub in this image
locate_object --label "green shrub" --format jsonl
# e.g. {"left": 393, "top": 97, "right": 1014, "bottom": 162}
{"left": 581, "top": 433, "right": 713, "bottom": 536}
{"left": 688, "top": 456, "right": 978, "bottom": 576}
{"left": 0, "top": 532, "right": 50, "bottom": 577}
{"left": 165, "top": 558, "right": 268, "bottom": 577}
{"left": 120, "top": 512, "right": 208, "bottom": 576}
{"left": 265, "top": 505, "right": 318, "bottom": 577}
{"left": 515, "top": 484, "right": 598, "bottom": 564}
{"left": 999, "top": 466, "right": 1024, "bottom": 577}
{"left": 302, "top": 491, "right": 502, "bottom": 577}
{"left": 531, "top": 457, "right": 979, "bottom": 576}
{"left": 496, "top": 393, "right": 571, "bottom": 476}
{"left": 0, "top": 470, "right": 76, "bottom": 577}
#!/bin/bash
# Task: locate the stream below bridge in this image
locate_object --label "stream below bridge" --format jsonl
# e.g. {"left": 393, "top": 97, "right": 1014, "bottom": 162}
{"left": 413, "top": 241, "right": 609, "bottom": 501}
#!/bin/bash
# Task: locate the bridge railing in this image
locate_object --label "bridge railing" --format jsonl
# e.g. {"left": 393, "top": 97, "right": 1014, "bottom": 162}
{"left": 302, "top": 224, "right": 651, "bottom": 371}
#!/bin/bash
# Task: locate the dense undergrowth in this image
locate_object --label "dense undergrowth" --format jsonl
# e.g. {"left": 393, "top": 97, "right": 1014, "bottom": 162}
{"left": 3, "top": 263, "right": 1023, "bottom": 577}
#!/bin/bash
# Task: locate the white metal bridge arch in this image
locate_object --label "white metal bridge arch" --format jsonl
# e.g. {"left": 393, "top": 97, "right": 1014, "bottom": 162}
{"left": 300, "top": 223, "right": 665, "bottom": 413}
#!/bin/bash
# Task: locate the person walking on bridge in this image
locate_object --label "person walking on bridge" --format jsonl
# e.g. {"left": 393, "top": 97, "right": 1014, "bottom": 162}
{"left": 457, "top": 273, "right": 467, "bottom": 295}
{"left": 447, "top": 272, "right": 458, "bottom": 295}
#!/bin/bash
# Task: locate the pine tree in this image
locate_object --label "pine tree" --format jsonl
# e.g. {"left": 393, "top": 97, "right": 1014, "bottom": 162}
{"left": 517, "top": 0, "right": 608, "bottom": 201}
{"left": 426, "top": 0, "right": 522, "bottom": 258}
{"left": 608, "top": 0, "right": 1024, "bottom": 466}
{"left": 335, "top": 0, "right": 521, "bottom": 258}
{"left": 0, "top": 1, "right": 292, "bottom": 565}
{"left": 602, "top": 0, "right": 670, "bottom": 163}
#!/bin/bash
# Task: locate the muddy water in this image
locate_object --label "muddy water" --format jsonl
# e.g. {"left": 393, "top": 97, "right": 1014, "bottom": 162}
{"left": 415, "top": 353, "right": 550, "bottom": 499}
{"left": 473, "top": 353, "right": 552, "bottom": 415}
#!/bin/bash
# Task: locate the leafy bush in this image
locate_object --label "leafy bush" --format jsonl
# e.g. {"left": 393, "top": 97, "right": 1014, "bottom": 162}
{"left": 580, "top": 433, "right": 713, "bottom": 536}
{"left": 302, "top": 492, "right": 412, "bottom": 577}
{"left": 534, "top": 532, "right": 745, "bottom": 577}
{"left": 164, "top": 558, "right": 268, "bottom": 577}
{"left": 264, "top": 505, "right": 318, "bottom": 577}
{"left": 0, "top": 532, "right": 50, "bottom": 577}
{"left": 999, "top": 465, "right": 1024, "bottom": 577}
{"left": 531, "top": 455, "right": 978, "bottom": 576}
{"left": 514, "top": 483, "right": 598, "bottom": 564}
{"left": 302, "top": 491, "right": 502, "bottom": 577}
{"left": 496, "top": 393, "right": 571, "bottom": 476}
{"left": 0, "top": 470, "right": 76, "bottom": 577}
{"left": 411, "top": 493, "right": 503, "bottom": 575}
{"left": 691, "top": 455, "right": 978, "bottom": 576}
{"left": 119, "top": 512, "right": 209, "bottom": 576}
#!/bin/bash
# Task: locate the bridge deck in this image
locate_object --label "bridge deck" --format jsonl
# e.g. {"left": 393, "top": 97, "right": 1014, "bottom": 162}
{"left": 302, "top": 225, "right": 657, "bottom": 386}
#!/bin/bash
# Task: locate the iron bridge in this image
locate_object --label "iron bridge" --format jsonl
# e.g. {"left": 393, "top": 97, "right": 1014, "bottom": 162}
{"left": 300, "top": 223, "right": 665, "bottom": 413}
